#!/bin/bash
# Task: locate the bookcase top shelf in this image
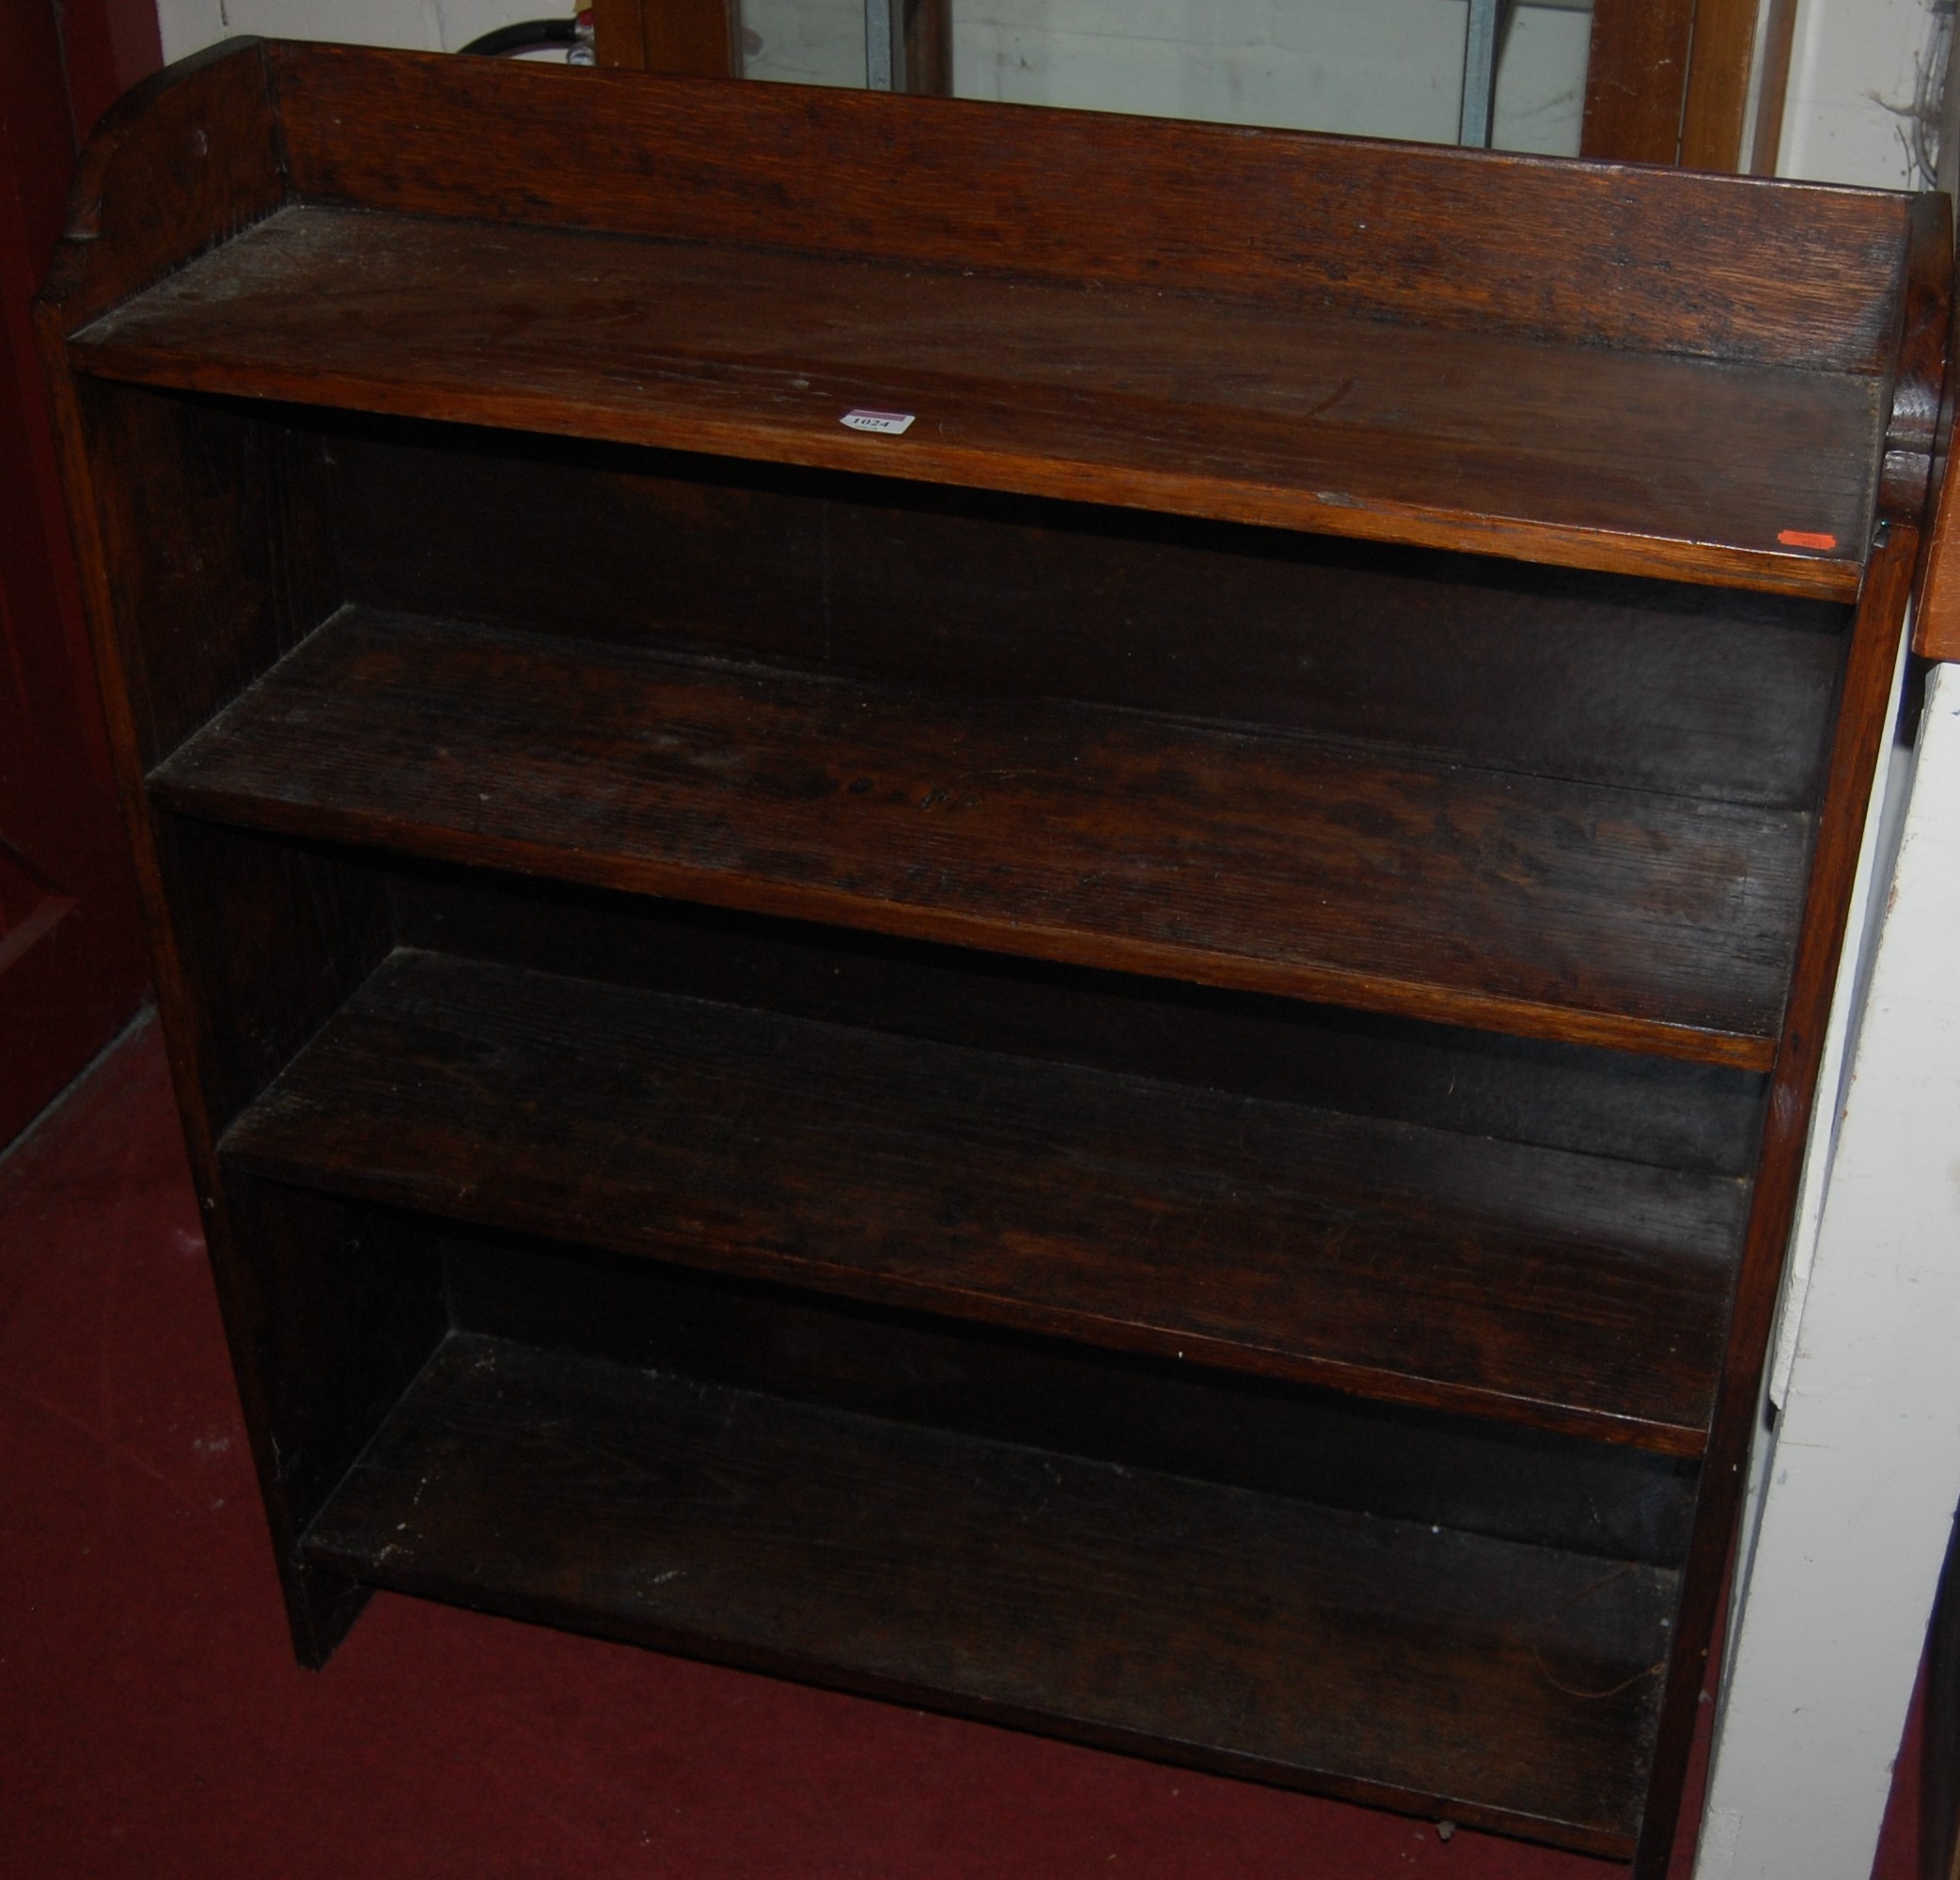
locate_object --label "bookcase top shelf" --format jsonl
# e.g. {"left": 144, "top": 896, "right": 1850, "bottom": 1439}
{"left": 46, "top": 39, "right": 1950, "bottom": 602}
{"left": 73, "top": 201, "right": 1887, "bottom": 598}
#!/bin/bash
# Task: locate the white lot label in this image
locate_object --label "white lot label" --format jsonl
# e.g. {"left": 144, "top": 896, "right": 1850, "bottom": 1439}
{"left": 840, "top": 409, "right": 917, "bottom": 435}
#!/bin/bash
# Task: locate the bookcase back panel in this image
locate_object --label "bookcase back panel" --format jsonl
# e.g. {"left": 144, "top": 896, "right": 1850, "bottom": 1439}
{"left": 327, "top": 419, "right": 1849, "bottom": 811}
{"left": 155, "top": 815, "right": 394, "bottom": 1136}
{"left": 389, "top": 864, "right": 1768, "bottom": 1182}
{"left": 440, "top": 1226, "right": 1700, "bottom": 1570}
{"left": 80, "top": 384, "right": 339, "bottom": 769}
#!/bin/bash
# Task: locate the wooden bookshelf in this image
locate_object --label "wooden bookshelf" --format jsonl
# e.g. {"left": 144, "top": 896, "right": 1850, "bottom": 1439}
{"left": 36, "top": 39, "right": 1947, "bottom": 1875}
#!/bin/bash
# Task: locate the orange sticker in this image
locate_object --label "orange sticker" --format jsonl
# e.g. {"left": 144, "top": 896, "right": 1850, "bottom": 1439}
{"left": 1777, "top": 529, "right": 1839, "bottom": 551}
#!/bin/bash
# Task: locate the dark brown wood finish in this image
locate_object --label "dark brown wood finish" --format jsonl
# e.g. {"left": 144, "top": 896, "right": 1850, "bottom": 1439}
{"left": 1633, "top": 525, "right": 1921, "bottom": 1875}
{"left": 1880, "top": 195, "right": 1953, "bottom": 526}
{"left": 36, "top": 42, "right": 1945, "bottom": 1875}
{"left": 442, "top": 1231, "right": 1702, "bottom": 1567}
{"left": 899, "top": 0, "right": 953, "bottom": 96}
{"left": 71, "top": 204, "right": 1885, "bottom": 597}
{"left": 39, "top": 42, "right": 1928, "bottom": 599}
{"left": 589, "top": 0, "right": 649, "bottom": 69}
{"left": 37, "top": 39, "right": 280, "bottom": 319}
{"left": 27, "top": 45, "right": 434, "bottom": 1661}
{"left": 602, "top": 0, "right": 741, "bottom": 77}
{"left": 384, "top": 870, "right": 1772, "bottom": 1181}
{"left": 1918, "top": 447, "right": 1960, "bottom": 656}
{"left": 305, "top": 1332, "right": 1674, "bottom": 1858}
{"left": 1913, "top": 255, "right": 1960, "bottom": 658}
{"left": 259, "top": 47, "right": 1910, "bottom": 368}
{"left": 327, "top": 426, "right": 1850, "bottom": 811}
{"left": 151, "top": 608, "right": 1812, "bottom": 1067}
{"left": 220, "top": 948, "right": 1745, "bottom": 1449}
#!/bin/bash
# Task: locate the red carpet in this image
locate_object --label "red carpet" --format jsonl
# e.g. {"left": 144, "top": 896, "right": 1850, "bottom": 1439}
{"left": 0, "top": 1019, "right": 1921, "bottom": 1878}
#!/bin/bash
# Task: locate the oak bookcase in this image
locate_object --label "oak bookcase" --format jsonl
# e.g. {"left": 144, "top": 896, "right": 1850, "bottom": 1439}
{"left": 37, "top": 39, "right": 1952, "bottom": 1872}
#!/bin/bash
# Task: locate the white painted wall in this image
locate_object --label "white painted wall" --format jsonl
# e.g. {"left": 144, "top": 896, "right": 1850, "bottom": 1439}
{"left": 1701, "top": 666, "right": 1960, "bottom": 1880}
{"left": 161, "top": 0, "right": 1592, "bottom": 153}
{"left": 1776, "top": 0, "right": 1946, "bottom": 185}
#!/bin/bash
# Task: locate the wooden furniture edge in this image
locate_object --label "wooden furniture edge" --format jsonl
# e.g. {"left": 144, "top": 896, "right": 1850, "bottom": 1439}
{"left": 27, "top": 385, "right": 369, "bottom": 1655}
{"left": 37, "top": 37, "right": 286, "bottom": 328}
{"left": 54, "top": 332, "right": 1872, "bottom": 603}
{"left": 1748, "top": 0, "right": 1801, "bottom": 173}
{"left": 39, "top": 40, "right": 1925, "bottom": 378}
{"left": 33, "top": 44, "right": 1931, "bottom": 610}
{"left": 28, "top": 36, "right": 366, "bottom": 1663}
{"left": 1879, "top": 192, "right": 1952, "bottom": 526}
{"left": 1680, "top": 0, "right": 1764, "bottom": 172}
{"left": 1582, "top": 0, "right": 1695, "bottom": 164}
{"left": 1630, "top": 524, "right": 1921, "bottom": 1876}
{"left": 146, "top": 763, "right": 1789, "bottom": 1077}
{"left": 1913, "top": 228, "right": 1960, "bottom": 660}
{"left": 256, "top": 40, "right": 1914, "bottom": 373}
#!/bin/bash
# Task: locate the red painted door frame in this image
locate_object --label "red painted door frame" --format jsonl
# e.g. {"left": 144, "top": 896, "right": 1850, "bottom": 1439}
{"left": 0, "top": 0, "right": 160, "bottom": 1150}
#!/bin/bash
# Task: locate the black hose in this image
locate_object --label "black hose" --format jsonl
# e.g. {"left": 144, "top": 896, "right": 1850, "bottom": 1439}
{"left": 459, "top": 20, "right": 578, "bottom": 56}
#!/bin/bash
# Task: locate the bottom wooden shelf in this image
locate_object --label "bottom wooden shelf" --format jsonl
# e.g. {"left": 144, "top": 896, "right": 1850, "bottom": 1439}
{"left": 302, "top": 1331, "right": 1674, "bottom": 1856}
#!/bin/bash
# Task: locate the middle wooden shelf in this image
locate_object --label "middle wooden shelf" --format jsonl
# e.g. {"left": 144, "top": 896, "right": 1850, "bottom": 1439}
{"left": 216, "top": 944, "right": 1744, "bottom": 1451}
{"left": 151, "top": 605, "right": 1811, "bottom": 1069}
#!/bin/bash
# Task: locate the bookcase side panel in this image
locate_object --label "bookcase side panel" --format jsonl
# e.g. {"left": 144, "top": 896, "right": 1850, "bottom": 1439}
{"left": 58, "top": 378, "right": 447, "bottom": 1663}
{"left": 1631, "top": 525, "right": 1921, "bottom": 1876}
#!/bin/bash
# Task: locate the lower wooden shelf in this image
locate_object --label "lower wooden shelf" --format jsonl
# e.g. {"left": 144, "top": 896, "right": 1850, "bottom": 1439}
{"left": 301, "top": 1331, "right": 1673, "bottom": 1857}
{"left": 216, "top": 948, "right": 1742, "bottom": 1449}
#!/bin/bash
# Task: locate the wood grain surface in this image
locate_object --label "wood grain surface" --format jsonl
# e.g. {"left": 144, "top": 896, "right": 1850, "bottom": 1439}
{"left": 71, "top": 206, "right": 1884, "bottom": 596}
{"left": 1582, "top": 0, "right": 1696, "bottom": 164}
{"left": 441, "top": 1229, "right": 1703, "bottom": 1568}
{"left": 304, "top": 1332, "right": 1675, "bottom": 1856}
{"left": 261, "top": 44, "right": 1910, "bottom": 372}
{"left": 386, "top": 870, "right": 1773, "bottom": 1180}
{"left": 150, "top": 609, "right": 1811, "bottom": 1066}
{"left": 222, "top": 948, "right": 1744, "bottom": 1449}
{"left": 330, "top": 425, "right": 1852, "bottom": 812}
